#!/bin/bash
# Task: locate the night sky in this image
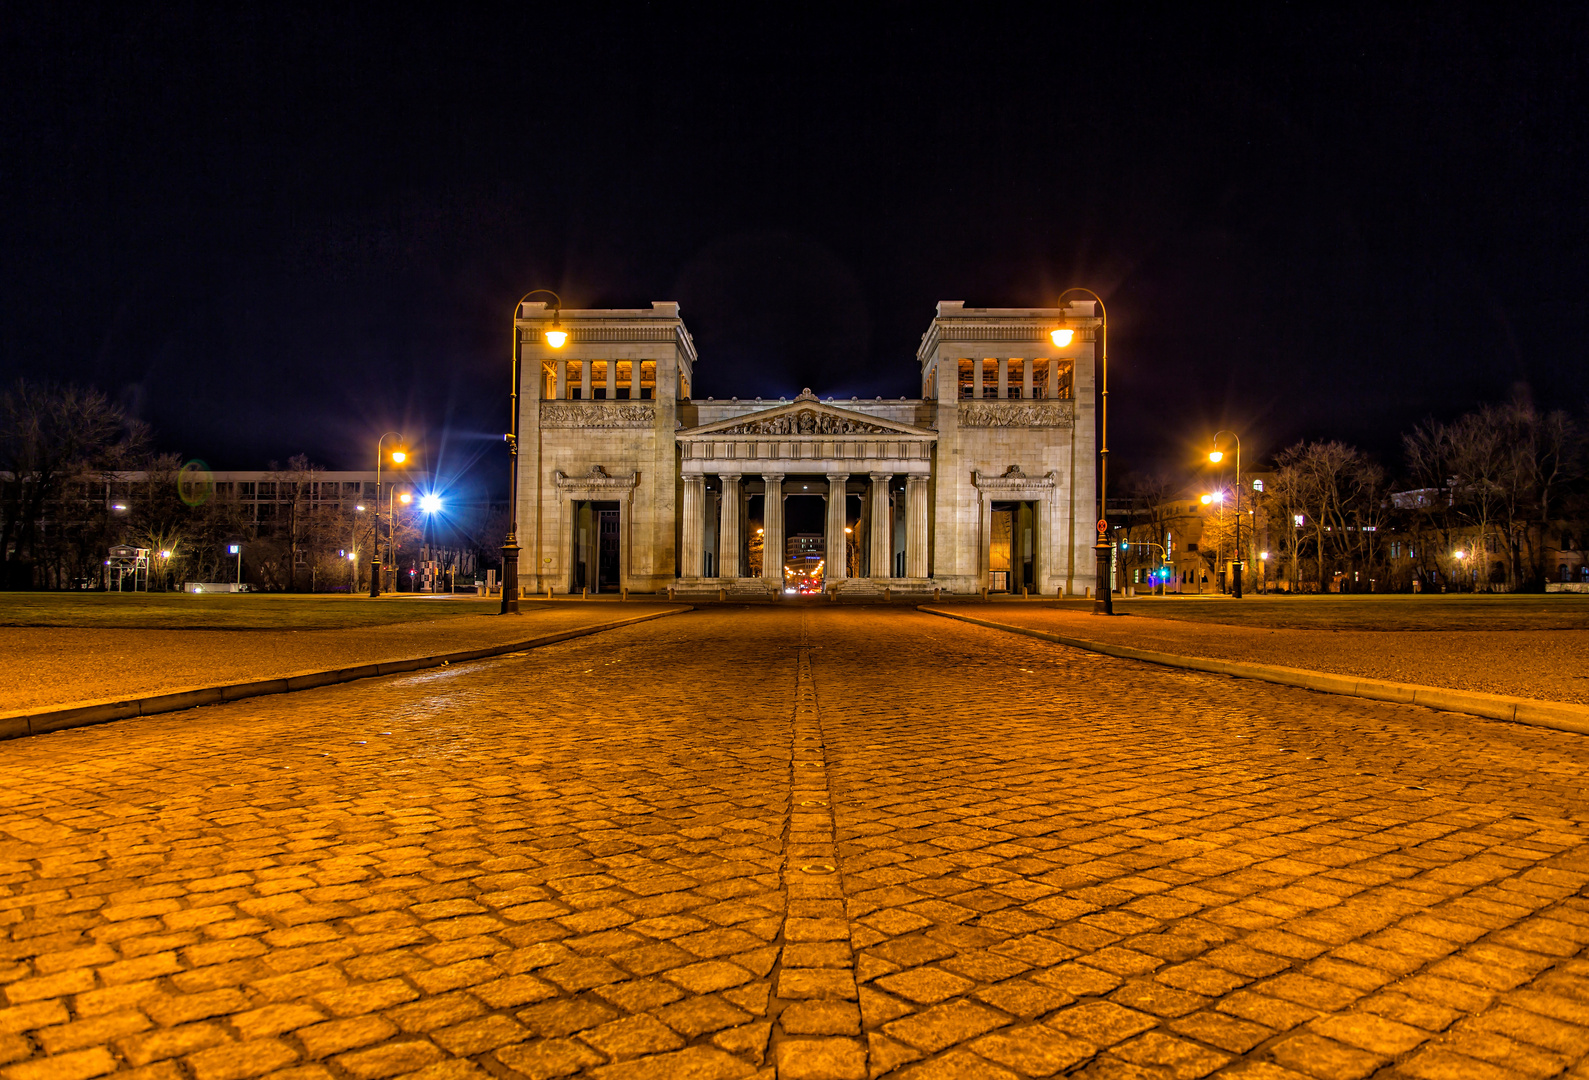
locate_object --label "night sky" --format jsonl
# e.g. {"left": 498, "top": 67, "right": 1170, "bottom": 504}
{"left": 4, "top": 7, "right": 1585, "bottom": 499}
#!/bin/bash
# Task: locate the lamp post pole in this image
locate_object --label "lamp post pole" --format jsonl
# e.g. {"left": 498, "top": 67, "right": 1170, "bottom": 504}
{"left": 1212, "top": 430, "right": 1242, "bottom": 598}
{"left": 502, "top": 290, "right": 567, "bottom": 615}
{"left": 371, "top": 431, "right": 403, "bottom": 598}
{"left": 1058, "top": 288, "right": 1113, "bottom": 615}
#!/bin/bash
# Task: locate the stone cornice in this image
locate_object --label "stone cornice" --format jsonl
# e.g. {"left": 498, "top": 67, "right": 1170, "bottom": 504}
{"left": 973, "top": 466, "right": 1060, "bottom": 496}
{"left": 553, "top": 465, "right": 639, "bottom": 495}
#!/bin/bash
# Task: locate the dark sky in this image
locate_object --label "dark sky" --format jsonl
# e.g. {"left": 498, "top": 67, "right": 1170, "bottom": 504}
{"left": 3, "top": 6, "right": 1585, "bottom": 497}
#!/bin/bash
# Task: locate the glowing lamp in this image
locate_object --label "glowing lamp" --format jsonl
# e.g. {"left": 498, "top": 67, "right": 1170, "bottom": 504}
{"left": 420, "top": 493, "right": 442, "bottom": 513}
{"left": 1200, "top": 494, "right": 1213, "bottom": 505}
{"left": 391, "top": 450, "right": 407, "bottom": 464}
{"left": 545, "top": 311, "right": 567, "bottom": 348}
{"left": 1209, "top": 450, "right": 1224, "bottom": 463}
{"left": 399, "top": 492, "right": 412, "bottom": 505}
{"left": 1050, "top": 327, "right": 1074, "bottom": 348}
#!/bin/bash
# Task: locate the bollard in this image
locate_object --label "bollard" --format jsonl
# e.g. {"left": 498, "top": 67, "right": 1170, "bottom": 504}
{"left": 1021, "top": 586, "right": 1028, "bottom": 598}
{"left": 885, "top": 588, "right": 892, "bottom": 602}
{"left": 719, "top": 587, "right": 727, "bottom": 602}
{"left": 621, "top": 587, "right": 628, "bottom": 601}
{"left": 582, "top": 587, "right": 588, "bottom": 600}
{"left": 667, "top": 586, "right": 675, "bottom": 601}
{"left": 933, "top": 587, "right": 941, "bottom": 601}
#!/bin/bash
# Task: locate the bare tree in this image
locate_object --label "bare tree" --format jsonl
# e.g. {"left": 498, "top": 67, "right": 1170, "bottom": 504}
{"left": 0, "top": 379, "right": 140, "bottom": 588}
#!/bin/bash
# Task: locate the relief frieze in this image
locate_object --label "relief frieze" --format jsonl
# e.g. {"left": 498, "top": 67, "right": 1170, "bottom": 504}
{"left": 718, "top": 409, "right": 894, "bottom": 436}
{"left": 959, "top": 400, "right": 1075, "bottom": 428}
{"left": 541, "top": 402, "right": 655, "bottom": 428}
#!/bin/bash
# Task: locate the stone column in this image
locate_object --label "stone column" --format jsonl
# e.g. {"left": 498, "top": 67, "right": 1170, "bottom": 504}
{"left": 681, "top": 475, "right": 704, "bottom": 579}
{"left": 906, "top": 473, "right": 930, "bottom": 578}
{"left": 762, "top": 473, "right": 784, "bottom": 585}
{"left": 719, "top": 473, "right": 742, "bottom": 579}
{"left": 997, "top": 358, "right": 1009, "bottom": 399}
{"left": 1035, "top": 496, "right": 1051, "bottom": 595}
{"left": 869, "top": 473, "right": 892, "bottom": 579}
{"left": 825, "top": 472, "right": 849, "bottom": 584}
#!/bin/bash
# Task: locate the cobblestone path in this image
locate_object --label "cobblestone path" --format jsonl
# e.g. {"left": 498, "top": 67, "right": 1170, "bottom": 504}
{"left": 1, "top": 607, "right": 1587, "bottom": 1079}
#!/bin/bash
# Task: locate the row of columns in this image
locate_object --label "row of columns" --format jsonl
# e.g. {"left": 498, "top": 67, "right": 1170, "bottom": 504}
{"left": 963, "top": 357, "right": 1067, "bottom": 400}
{"left": 679, "top": 472, "right": 931, "bottom": 583}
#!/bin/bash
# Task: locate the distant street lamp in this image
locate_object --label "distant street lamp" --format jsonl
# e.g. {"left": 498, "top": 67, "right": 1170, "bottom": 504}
{"left": 228, "top": 543, "right": 241, "bottom": 588}
{"left": 503, "top": 290, "right": 567, "bottom": 615}
{"left": 1210, "top": 431, "right": 1243, "bottom": 598}
{"left": 1056, "top": 287, "right": 1112, "bottom": 615}
{"left": 371, "top": 432, "right": 405, "bottom": 598}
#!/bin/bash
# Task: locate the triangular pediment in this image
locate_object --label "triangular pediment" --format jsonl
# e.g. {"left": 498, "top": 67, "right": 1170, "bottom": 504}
{"left": 680, "top": 395, "right": 936, "bottom": 438}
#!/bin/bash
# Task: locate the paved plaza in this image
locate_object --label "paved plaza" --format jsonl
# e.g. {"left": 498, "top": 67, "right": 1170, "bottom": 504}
{"left": 1, "top": 607, "right": 1587, "bottom": 1079}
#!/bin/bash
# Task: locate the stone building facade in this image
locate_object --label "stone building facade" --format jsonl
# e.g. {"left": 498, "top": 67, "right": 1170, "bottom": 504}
{"left": 514, "top": 299, "right": 1100, "bottom": 595}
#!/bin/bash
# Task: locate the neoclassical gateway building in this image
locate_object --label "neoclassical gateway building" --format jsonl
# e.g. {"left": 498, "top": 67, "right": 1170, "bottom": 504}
{"left": 513, "top": 299, "right": 1101, "bottom": 596}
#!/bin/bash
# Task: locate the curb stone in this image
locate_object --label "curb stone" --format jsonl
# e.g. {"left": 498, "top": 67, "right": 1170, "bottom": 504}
{"left": 0, "top": 606, "right": 693, "bottom": 742}
{"left": 918, "top": 606, "right": 1589, "bottom": 736}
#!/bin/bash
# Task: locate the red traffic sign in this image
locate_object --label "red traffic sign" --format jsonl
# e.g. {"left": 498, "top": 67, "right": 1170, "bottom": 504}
{"left": 1096, "top": 518, "right": 1109, "bottom": 534}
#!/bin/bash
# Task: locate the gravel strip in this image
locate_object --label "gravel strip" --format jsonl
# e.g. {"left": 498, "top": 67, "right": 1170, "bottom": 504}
{"left": 0, "top": 604, "right": 684, "bottom": 712}
{"left": 957, "top": 603, "right": 1589, "bottom": 705}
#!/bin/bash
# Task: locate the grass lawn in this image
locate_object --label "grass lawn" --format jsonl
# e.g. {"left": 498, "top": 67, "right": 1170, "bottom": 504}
{"left": 0, "top": 592, "right": 514, "bottom": 630}
{"left": 1038, "top": 593, "right": 1589, "bottom": 631}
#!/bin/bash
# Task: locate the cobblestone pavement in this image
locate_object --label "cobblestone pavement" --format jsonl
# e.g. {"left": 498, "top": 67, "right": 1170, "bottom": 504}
{"left": 1, "top": 607, "right": 1587, "bottom": 1080}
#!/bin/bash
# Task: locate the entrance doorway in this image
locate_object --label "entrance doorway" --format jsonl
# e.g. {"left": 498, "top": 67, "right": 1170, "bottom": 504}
{"left": 573, "top": 501, "right": 621, "bottom": 593}
{"left": 989, "top": 502, "right": 1036, "bottom": 593}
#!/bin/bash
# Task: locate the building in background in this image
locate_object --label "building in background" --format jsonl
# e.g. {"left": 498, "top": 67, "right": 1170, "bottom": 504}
{"left": 516, "top": 299, "right": 1101, "bottom": 595}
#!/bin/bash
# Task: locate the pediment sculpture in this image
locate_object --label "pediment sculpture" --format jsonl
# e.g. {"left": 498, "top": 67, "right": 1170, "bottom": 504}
{"left": 716, "top": 409, "right": 894, "bottom": 436}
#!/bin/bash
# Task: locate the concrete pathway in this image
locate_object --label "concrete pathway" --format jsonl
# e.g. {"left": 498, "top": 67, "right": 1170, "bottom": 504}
{"left": 942, "top": 603, "right": 1589, "bottom": 706}
{"left": 0, "top": 603, "right": 683, "bottom": 714}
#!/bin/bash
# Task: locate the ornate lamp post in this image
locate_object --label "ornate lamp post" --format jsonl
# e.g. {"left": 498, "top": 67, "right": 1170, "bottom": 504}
{"left": 1053, "top": 288, "right": 1114, "bottom": 615}
{"left": 1210, "top": 431, "right": 1243, "bottom": 598}
{"left": 370, "top": 432, "right": 405, "bottom": 598}
{"left": 502, "top": 290, "right": 567, "bottom": 614}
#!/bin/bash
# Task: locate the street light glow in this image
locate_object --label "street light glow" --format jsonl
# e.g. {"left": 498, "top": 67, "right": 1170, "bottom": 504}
{"left": 1208, "top": 450, "right": 1224, "bottom": 463}
{"left": 544, "top": 329, "right": 567, "bottom": 348}
{"left": 391, "top": 450, "right": 407, "bottom": 464}
{"left": 399, "top": 492, "right": 412, "bottom": 505}
{"left": 420, "top": 493, "right": 442, "bottom": 513}
{"left": 1050, "top": 327, "right": 1073, "bottom": 347}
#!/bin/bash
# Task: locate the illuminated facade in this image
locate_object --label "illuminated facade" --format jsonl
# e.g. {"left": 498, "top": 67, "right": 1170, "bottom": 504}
{"left": 514, "top": 300, "right": 1101, "bottom": 595}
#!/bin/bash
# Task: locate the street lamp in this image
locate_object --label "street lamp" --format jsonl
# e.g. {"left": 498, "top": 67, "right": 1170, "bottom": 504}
{"left": 1210, "top": 431, "right": 1243, "bottom": 598}
{"left": 503, "top": 289, "right": 567, "bottom": 615}
{"left": 371, "top": 431, "right": 406, "bottom": 598}
{"left": 1056, "top": 287, "right": 1112, "bottom": 615}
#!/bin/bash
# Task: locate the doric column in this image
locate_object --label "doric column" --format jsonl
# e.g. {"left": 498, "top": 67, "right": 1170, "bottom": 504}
{"left": 997, "top": 358, "right": 1009, "bottom": 399}
{"left": 681, "top": 475, "right": 705, "bottom": 579}
{"left": 719, "top": 473, "right": 742, "bottom": 579}
{"left": 906, "top": 473, "right": 930, "bottom": 578}
{"left": 869, "top": 473, "right": 892, "bottom": 579}
{"left": 825, "top": 472, "right": 849, "bottom": 584}
{"left": 762, "top": 473, "right": 784, "bottom": 585}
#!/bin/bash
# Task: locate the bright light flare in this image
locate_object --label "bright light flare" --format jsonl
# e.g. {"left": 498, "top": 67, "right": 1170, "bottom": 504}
{"left": 420, "top": 493, "right": 442, "bottom": 513}
{"left": 391, "top": 450, "right": 407, "bottom": 464}
{"left": 1208, "top": 450, "right": 1224, "bottom": 463}
{"left": 399, "top": 492, "right": 412, "bottom": 505}
{"left": 545, "top": 329, "right": 568, "bottom": 348}
{"left": 1050, "top": 327, "right": 1074, "bottom": 347}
